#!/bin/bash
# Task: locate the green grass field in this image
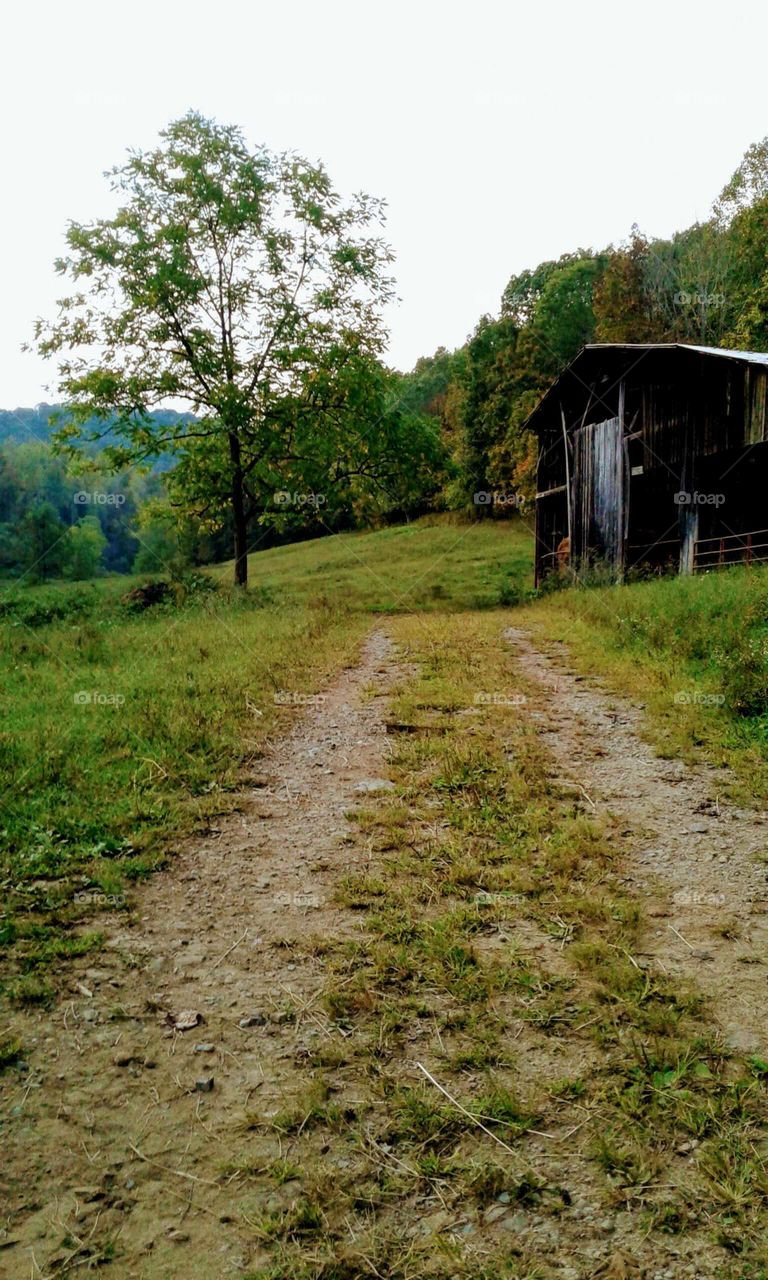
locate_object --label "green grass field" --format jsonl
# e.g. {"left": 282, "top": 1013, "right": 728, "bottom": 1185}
{"left": 6, "top": 516, "right": 768, "bottom": 1270}
{"left": 215, "top": 513, "right": 534, "bottom": 611}
{"left": 0, "top": 516, "right": 532, "bottom": 992}
{"left": 4, "top": 512, "right": 768, "bottom": 995}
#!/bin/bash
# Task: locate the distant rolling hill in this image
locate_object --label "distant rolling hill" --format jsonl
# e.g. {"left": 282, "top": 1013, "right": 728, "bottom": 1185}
{"left": 0, "top": 403, "right": 191, "bottom": 470}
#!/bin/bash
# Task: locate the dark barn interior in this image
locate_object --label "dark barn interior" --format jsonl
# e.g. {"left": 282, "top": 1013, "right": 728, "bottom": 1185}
{"left": 528, "top": 344, "right": 768, "bottom": 584}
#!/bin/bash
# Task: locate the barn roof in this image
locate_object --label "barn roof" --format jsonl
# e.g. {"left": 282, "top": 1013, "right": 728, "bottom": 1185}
{"left": 587, "top": 343, "right": 768, "bottom": 366}
{"left": 525, "top": 342, "right": 768, "bottom": 433}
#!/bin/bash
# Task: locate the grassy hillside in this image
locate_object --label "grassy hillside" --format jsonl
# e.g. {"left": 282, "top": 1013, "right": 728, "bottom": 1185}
{"left": 214, "top": 514, "right": 533, "bottom": 611}
{"left": 0, "top": 516, "right": 532, "bottom": 994}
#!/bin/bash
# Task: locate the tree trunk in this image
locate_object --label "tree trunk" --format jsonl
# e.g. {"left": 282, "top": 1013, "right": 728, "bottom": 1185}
{"left": 229, "top": 431, "right": 248, "bottom": 587}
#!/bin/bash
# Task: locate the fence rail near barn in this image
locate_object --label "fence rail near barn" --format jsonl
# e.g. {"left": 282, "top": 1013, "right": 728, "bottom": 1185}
{"left": 693, "top": 528, "right": 768, "bottom": 570}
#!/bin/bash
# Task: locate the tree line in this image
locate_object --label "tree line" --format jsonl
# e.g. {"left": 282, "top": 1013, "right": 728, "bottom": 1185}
{"left": 20, "top": 118, "right": 768, "bottom": 586}
{"left": 395, "top": 137, "right": 768, "bottom": 514}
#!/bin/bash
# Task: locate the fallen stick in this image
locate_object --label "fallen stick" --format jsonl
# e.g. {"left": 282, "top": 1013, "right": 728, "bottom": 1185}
{"left": 668, "top": 923, "right": 694, "bottom": 951}
{"left": 128, "top": 1143, "right": 219, "bottom": 1186}
{"left": 211, "top": 928, "right": 248, "bottom": 969}
{"left": 415, "top": 1062, "right": 519, "bottom": 1157}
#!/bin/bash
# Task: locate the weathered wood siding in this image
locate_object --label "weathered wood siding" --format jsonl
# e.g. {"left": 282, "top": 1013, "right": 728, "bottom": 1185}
{"left": 572, "top": 417, "right": 625, "bottom": 568}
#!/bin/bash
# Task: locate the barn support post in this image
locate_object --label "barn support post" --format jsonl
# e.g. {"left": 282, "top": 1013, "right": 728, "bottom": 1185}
{"left": 618, "top": 379, "right": 627, "bottom": 580}
{"left": 534, "top": 469, "right": 542, "bottom": 589}
{"left": 679, "top": 423, "right": 697, "bottom": 574}
{"left": 680, "top": 509, "right": 699, "bottom": 573}
{"left": 560, "top": 404, "right": 573, "bottom": 553}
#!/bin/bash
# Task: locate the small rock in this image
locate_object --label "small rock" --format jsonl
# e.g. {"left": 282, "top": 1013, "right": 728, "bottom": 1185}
{"left": 499, "top": 1212, "right": 527, "bottom": 1232}
{"left": 165, "top": 1009, "right": 204, "bottom": 1031}
{"left": 353, "top": 778, "right": 395, "bottom": 793}
{"left": 238, "top": 1014, "right": 267, "bottom": 1028}
{"left": 676, "top": 1140, "right": 698, "bottom": 1155}
{"left": 194, "top": 1043, "right": 215, "bottom": 1053}
{"left": 195, "top": 1076, "right": 214, "bottom": 1093}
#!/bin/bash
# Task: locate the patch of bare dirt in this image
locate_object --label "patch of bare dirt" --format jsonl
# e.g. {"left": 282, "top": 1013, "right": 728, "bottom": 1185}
{"left": 0, "top": 630, "right": 403, "bottom": 1279}
{"left": 505, "top": 626, "right": 768, "bottom": 1056}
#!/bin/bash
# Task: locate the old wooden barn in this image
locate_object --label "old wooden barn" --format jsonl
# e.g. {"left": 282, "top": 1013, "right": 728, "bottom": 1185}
{"left": 528, "top": 343, "right": 768, "bottom": 585}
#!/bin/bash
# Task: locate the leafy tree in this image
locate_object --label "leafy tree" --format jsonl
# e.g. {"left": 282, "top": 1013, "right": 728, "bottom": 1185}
{"left": 36, "top": 111, "right": 398, "bottom": 585}
{"left": 714, "top": 137, "right": 768, "bottom": 224}
{"left": 132, "top": 503, "right": 192, "bottom": 576}
{"left": 501, "top": 256, "right": 574, "bottom": 325}
{"left": 713, "top": 142, "right": 768, "bottom": 350}
{"left": 66, "top": 515, "right": 107, "bottom": 579}
{"left": 18, "top": 502, "right": 68, "bottom": 582}
{"left": 593, "top": 229, "right": 664, "bottom": 343}
{"left": 527, "top": 254, "right": 606, "bottom": 371}
{"left": 452, "top": 315, "right": 519, "bottom": 510}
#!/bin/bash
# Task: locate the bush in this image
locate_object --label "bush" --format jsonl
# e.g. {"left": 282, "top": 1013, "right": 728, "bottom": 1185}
{"left": 0, "top": 586, "right": 96, "bottom": 628}
{"left": 121, "top": 579, "right": 173, "bottom": 611}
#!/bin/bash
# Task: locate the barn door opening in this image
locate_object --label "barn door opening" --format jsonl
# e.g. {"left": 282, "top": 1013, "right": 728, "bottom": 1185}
{"left": 572, "top": 416, "right": 626, "bottom": 573}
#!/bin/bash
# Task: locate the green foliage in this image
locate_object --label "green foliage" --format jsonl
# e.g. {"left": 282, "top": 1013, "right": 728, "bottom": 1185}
{"left": 132, "top": 502, "right": 193, "bottom": 575}
{"left": 65, "top": 515, "right": 107, "bottom": 580}
{"left": 18, "top": 501, "right": 68, "bottom": 583}
{"left": 36, "top": 111, "right": 433, "bottom": 585}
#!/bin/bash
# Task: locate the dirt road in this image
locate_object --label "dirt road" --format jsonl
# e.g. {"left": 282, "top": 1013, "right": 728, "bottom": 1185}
{"left": 505, "top": 627, "right": 768, "bottom": 1056}
{"left": 1, "top": 632, "right": 402, "bottom": 1278}
{"left": 2, "top": 622, "right": 767, "bottom": 1279}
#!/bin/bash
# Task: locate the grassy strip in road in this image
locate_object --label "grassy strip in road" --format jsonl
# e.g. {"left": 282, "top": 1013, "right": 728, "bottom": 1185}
{"left": 239, "top": 611, "right": 768, "bottom": 1278}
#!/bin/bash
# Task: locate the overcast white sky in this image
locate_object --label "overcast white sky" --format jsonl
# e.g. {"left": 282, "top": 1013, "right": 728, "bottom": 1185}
{"left": 2, "top": 0, "right": 767, "bottom": 406}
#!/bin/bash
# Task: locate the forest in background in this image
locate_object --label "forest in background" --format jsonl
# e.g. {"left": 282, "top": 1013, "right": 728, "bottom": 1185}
{"left": 5, "top": 135, "right": 768, "bottom": 584}
{"left": 396, "top": 135, "right": 768, "bottom": 511}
